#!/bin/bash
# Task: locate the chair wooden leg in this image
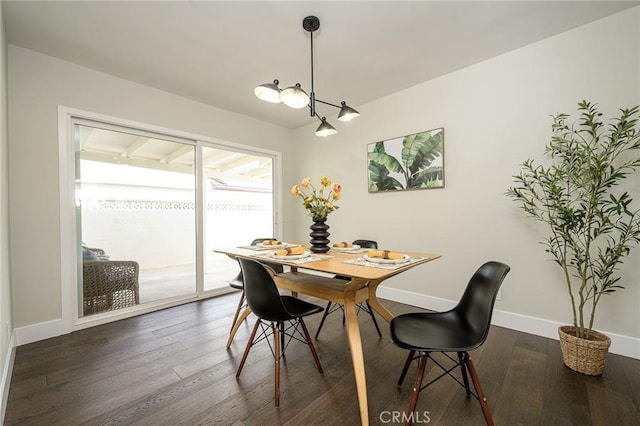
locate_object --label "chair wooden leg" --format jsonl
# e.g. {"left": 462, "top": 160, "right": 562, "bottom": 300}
{"left": 280, "top": 322, "right": 286, "bottom": 356}
{"left": 299, "top": 318, "right": 323, "bottom": 374}
{"left": 274, "top": 322, "right": 281, "bottom": 407}
{"left": 365, "top": 301, "right": 382, "bottom": 337}
{"left": 398, "top": 350, "right": 416, "bottom": 387}
{"left": 236, "top": 320, "right": 260, "bottom": 377}
{"left": 229, "top": 291, "right": 245, "bottom": 334}
{"left": 314, "top": 301, "right": 332, "bottom": 339}
{"left": 457, "top": 352, "right": 471, "bottom": 395}
{"left": 406, "top": 354, "right": 428, "bottom": 426}
{"left": 463, "top": 352, "right": 494, "bottom": 426}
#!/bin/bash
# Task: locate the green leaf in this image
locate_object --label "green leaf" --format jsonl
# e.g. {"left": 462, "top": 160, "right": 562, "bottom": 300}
{"left": 368, "top": 161, "right": 404, "bottom": 191}
{"left": 367, "top": 151, "right": 405, "bottom": 174}
{"left": 373, "top": 141, "right": 386, "bottom": 154}
{"left": 401, "top": 130, "right": 443, "bottom": 178}
{"left": 408, "top": 166, "right": 443, "bottom": 188}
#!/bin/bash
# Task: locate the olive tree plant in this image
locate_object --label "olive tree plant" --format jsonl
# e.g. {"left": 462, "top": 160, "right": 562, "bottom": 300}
{"left": 506, "top": 101, "right": 640, "bottom": 339}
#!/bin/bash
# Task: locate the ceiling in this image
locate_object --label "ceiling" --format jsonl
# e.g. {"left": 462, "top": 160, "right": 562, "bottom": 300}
{"left": 3, "top": 1, "right": 637, "bottom": 129}
{"left": 77, "top": 124, "right": 273, "bottom": 186}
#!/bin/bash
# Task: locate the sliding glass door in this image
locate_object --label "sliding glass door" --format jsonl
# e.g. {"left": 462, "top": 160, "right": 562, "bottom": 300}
{"left": 73, "top": 120, "right": 275, "bottom": 318}
{"left": 202, "top": 146, "right": 274, "bottom": 292}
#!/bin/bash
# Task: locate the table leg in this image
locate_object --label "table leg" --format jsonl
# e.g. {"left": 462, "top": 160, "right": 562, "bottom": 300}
{"left": 366, "top": 282, "right": 394, "bottom": 323}
{"left": 344, "top": 300, "right": 369, "bottom": 426}
{"left": 226, "top": 306, "right": 252, "bottom": 348}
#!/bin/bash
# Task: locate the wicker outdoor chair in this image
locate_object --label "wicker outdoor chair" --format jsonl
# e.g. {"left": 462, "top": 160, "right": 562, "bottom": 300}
{"left": 82, "top": 258, "right": 140, "bottom": 315}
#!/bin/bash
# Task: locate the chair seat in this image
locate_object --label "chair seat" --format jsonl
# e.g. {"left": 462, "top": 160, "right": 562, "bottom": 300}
{"left": 281, "top": 296, "right": 324, "bottom": 319}
{"left": 390, "top": 311, "right": 484, "bottom": 353}
{"left": 228, "top": 277, "right": 243, "bottom": 290}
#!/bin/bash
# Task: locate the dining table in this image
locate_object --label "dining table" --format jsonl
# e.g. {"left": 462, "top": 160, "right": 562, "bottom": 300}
{"left": 214, "top": 243, "right": 441, "bottom": 426}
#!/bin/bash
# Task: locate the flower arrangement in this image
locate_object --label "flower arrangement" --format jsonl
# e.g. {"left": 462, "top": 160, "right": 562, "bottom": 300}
{"left": 291, "top": 176, "right": 342, "bottom": 220}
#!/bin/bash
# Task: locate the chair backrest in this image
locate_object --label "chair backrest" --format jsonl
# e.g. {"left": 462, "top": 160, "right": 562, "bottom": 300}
{"left": 353, "top": 239, "right": 378, "bottom": 249}
{"left": 453, "top": 261, "right": 510, "bottom": 348}
{"left": 249, "top": 238, "right": 284, "bottom": 274}
{"left": 238, "top": 257, "right": 292, "bottom": 321}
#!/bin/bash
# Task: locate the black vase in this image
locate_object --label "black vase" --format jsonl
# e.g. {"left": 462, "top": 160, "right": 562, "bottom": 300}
{"left": 309, "top": 217, "right": 330, "bottom": 253}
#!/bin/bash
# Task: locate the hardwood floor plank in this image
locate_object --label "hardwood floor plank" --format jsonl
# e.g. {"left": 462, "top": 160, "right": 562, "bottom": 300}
{"left": 540, "top": 338, "right": 591, "bottom": 425}
{"left": 492, "top": 345, "right": 546, "bottom": 425}
{"left": 83, "top": 359, "right": 239, "bottom": 425}
{"left": 198, "top": 363, "right": 325, "bottom": 426}
{"left": 128, "top": 357, "right": 277, "bottom": 425}
{"left": 587, "top": 381, "right": 640, "bottom": 425}
{"left": 6, "top": 369, "right": 181, "bottom": 425}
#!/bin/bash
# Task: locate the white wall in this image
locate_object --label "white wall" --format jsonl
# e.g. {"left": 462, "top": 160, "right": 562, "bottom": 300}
{"left": 7, "top": 45, "right": 293, "bottom": 329}
{"left": 291, "top": 8, "right": 640, "bottom": 344}
{"left": 0, "top": 0, "right": 14, "bottom": 419}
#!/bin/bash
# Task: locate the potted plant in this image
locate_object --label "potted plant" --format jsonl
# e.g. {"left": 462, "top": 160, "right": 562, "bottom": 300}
{"left": 506, "top": 101, "right": 640, "bottom": 375}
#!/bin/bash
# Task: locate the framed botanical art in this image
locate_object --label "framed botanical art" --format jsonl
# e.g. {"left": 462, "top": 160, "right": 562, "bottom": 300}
{"left": 367, "top": 127, "right": 444, "bottom": 192}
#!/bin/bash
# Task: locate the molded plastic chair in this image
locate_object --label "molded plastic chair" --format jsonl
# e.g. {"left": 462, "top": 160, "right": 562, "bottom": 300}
{"left": 390, "top": 261, "right": 510, "bottom": 426}
{"left": 315, "top": 239, "right": 382, "bottom": 339}
{"left": 228, "top": 238, "right": 284, "bottom": 336}
{"left": 236, "top": 257, "right": 324, "bottom": 406}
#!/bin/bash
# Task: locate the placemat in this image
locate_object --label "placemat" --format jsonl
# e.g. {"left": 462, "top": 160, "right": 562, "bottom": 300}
{"left": 329, "top": 247, "right": 370, "bottom": 254}
{"left": 343, "top": 256, "right": 426, "bottom": 270}
{"left": 251, "top": 252, "right": 334, "bottom": 264}
{"left": 237, "top": 243, "right": 299, "bottom": 251}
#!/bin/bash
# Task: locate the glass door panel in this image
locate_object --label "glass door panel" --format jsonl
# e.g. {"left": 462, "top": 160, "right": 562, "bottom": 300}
{"left": 202, "top": 146, "right": 274, "bottom": 292}
{"left": 75, "top": 124, "right": 196, "bottom": 316}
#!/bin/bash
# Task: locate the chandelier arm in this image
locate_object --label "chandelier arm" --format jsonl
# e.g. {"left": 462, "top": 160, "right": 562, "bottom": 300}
{"left": 311, "top": 110, "right": 324, "bottom": 122}
{"left": 314, "top": 98, "right": 342, "bottom": 110}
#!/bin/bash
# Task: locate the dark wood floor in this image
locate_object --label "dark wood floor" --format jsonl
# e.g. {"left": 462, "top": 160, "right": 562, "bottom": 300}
{"left": 4, "top": 293, "right": 640, "bottom": 425}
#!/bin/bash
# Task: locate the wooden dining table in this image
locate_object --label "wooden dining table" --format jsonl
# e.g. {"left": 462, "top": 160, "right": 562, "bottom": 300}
{"left": 214, "top": 245, "right": 441, "bottom": 426}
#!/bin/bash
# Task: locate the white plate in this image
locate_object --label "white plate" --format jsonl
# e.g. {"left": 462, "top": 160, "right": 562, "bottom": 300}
{"left": 363, "top": 254, "right": 410, "bottom": 264}
{"left": 270, "top": 250, "right": 311, "bottom": 260}
{"left": 257, "top": 242, "right": 285, "bottom": 249}
{"left": 331, "top": 244, "right": 361, "bottom": 252}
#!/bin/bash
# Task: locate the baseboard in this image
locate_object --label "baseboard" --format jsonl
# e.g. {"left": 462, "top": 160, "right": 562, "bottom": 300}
{"left": 1, "top": 331, "right": 16, "bottom": 425}
{"left": 378, "top": 286, "right": 640, "bottom": 360}
{"left": 13, "top": 288, "right": 640, "bottom": 360}
{"left": 15, "top": 319, "right": 63, "bottom": 346}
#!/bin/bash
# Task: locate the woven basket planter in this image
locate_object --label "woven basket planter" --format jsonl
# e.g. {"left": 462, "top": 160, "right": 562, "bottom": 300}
{"left": 558, "top": 326, "right": 611, "bottom": 376}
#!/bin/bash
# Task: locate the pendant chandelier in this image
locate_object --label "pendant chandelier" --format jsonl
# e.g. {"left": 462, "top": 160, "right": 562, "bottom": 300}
{"left": 254, "top": 16, "right": 360, "bottom": 137}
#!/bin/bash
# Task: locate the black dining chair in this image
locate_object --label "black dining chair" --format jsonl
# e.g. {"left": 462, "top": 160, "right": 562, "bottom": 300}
{"left": 228, "top": 238, "right": 284, "bottom": 338}
{"left": 315, "top": 239, "right": 382, "bottom": 339}
{"left": 390, "top": 261, "right": 510, "bottom": 426}
{"left": 235, "top": 257, "right": 324, "bottom": 406}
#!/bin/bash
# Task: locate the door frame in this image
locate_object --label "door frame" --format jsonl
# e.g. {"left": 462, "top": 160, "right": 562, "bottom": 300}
{"left": 58, "top": 106, "right": 282, "bottom": 333}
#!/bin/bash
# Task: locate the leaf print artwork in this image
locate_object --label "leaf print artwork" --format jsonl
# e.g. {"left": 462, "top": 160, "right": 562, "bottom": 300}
{"left": 367, "top": 128, "right": 444, "bottom": 192}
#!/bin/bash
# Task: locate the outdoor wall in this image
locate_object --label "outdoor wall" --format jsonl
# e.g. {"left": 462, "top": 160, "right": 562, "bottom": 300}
{"left": 81, "top": 183, "right": 273, "bottom": 269}
{"left": 7, "top": 45, "right": 293, "bottom": 329}
{"left": 291, "top": 8, "right": 640, "bottom": 344}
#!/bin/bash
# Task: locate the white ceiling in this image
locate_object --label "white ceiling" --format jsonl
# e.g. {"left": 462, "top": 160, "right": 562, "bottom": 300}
{"left": 3, "top": 1, "right": 637, "bottom": 129}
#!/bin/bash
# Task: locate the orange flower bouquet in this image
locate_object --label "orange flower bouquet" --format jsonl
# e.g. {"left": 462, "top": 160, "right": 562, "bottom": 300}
{"left": 291, "top": 176, "right": 342, "bottom": 220}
